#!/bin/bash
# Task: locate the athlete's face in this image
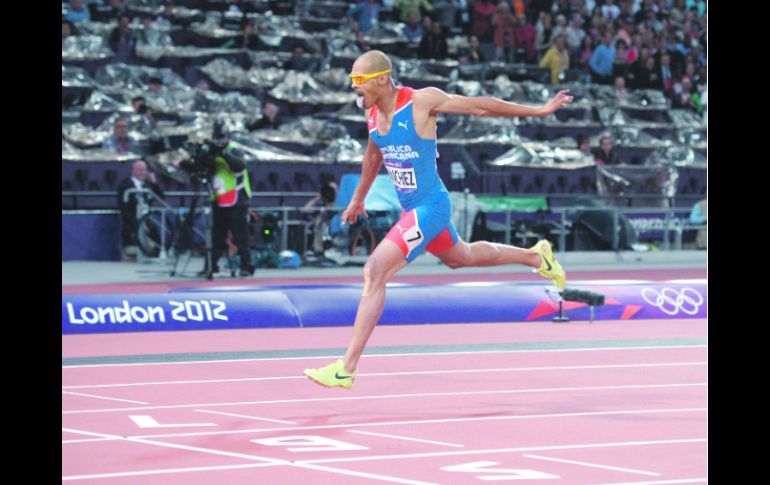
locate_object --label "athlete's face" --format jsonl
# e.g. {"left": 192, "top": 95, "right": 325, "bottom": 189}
{"left": 349, "top": 60, "right": 386, "bottom": 110}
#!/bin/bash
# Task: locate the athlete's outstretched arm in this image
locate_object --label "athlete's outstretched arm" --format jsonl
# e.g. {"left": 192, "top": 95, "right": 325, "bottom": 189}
{"left": 342, "top": 136, "right": 383, "bottom": 224}
{"left": 415, "top": 86, "right": 573, "bottom": 118}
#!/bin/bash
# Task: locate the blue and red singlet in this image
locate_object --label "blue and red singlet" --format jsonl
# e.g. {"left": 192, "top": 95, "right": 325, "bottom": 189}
{"left": 368, "top": 86, "right": 459, "bottom": 262}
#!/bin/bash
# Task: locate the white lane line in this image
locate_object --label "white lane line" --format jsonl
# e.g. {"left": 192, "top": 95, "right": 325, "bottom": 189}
{"left": 291, "top": 463, "right": 438, "bottom": 485}
{"left": 62, "top": 462, "right": 436, "bottom": 485}
{"left": 523, "top": 453, "right": 660, "bottom": 476}
{"left": 138, "top": 407, "right": 707, "bottom": 440}
{"left": 62, "top": 427, "right": 283, "bottom": 463}
{"left": 129, "top": 415, "right": 216, "bottom": 428}
{"left": 62, "top": 437, "right": 116, "bottom": 444}
{"left": 62, "top": 382, "right": 706, "bottom": 415}
{"left": 297, "top": 438, "right": 708, "bottom": 465}
{"left": 62, "top": 406, "right": 706, "bottom": 444}
{"left": 62, "top": 391, "right": 148, "bottom": 405}
{"left": 594, "top": 479, "right": 707, "bottom": 485}
{"left": 194, "top": 409, "right": 296, "bottom": 424}
{"left": 61, "top": 345, "right": 707, "bottom": 368}
{"left": 61, "top": 436, "right": 705, "bottom": 482}
{"left": 62, "top": 362, "right": 707, "bottom": 389}
{"left": 61, "top": 427, "right": 436, "bottom": 485}
{"left": 62, "top": 463, "right": 276, "bottom": 481}
{"left": 63, "top": 406, "right": 706, "bottom": 443}
{"left": 347, "top": 429, "right": 464, "bottom": 448}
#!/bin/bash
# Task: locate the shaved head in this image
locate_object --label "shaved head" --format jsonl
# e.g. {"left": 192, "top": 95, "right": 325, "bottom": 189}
{"left": 353, "top": 50, "right": 392, "bottom": 74}
{"left": 350, "top": 50, "right": 397, "bottom": 111}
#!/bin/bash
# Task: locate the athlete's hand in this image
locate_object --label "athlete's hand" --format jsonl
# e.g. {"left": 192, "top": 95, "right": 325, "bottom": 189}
{"left": 341, "top": 198, "right": 367, "bottom": 225}
{"left": 542, "top": 89, "right": 574, "bottom": 115}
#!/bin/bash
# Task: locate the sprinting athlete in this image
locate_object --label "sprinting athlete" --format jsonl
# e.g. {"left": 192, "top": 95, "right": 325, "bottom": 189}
{"left": 305, "top": 50, "right": 571, "bottom": 389}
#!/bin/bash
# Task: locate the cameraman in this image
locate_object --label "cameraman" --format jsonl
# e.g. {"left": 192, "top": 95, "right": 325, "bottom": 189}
{"left": 200, "top": 122, "right": 255, "bottom": 277}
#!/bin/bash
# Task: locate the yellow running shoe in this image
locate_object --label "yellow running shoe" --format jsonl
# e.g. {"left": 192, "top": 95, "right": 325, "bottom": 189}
{"left": 530, "top": 239, "right": 566, "bottom": 289}
{"left": 304, "top": 359, "right": 356, "bottom": 389}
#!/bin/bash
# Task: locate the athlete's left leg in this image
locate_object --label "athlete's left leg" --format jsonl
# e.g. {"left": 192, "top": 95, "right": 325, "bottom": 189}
{"left": 434, "top": 237, "right": 540, "bottom": 269}
{"left": 433, "top": 236, "right": 566, "bottom": 289}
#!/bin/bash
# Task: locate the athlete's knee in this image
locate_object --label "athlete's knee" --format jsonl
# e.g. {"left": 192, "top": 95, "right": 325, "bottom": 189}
{"left": 442, "top": 247, "right": 471, "bottom": 269}
{"left": 443, "top": 257, "right": 464, "bottom": 270}
{"left": 363, "top": 258, "right": 389, "bottom": 289}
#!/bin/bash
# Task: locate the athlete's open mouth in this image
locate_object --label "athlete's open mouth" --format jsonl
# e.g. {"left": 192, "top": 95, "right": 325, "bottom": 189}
{"left": 355, "top": 95, "right": 365, "bottom": 109}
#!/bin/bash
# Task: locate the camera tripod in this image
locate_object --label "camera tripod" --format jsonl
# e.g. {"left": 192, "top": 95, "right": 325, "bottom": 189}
{"left": 168, "top": 182, "right": 220, "bottom": 280}
{"left": 133, "top": 189, "right": 225, "bottom": 280}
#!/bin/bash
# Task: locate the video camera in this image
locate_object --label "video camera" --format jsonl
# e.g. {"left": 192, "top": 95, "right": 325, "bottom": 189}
{"left": 179, "top": 121, "right": 229, "bottom": 185}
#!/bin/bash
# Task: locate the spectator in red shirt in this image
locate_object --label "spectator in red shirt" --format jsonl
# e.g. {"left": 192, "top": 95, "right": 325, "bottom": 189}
{"left": 472, "top": 0, "right": 498, "bottom": 42}
{"left": 492, "top": 2, "right": 516, "bottom": 63}
{"left": 512, "top": 13, "right": 536, "bottom": 63}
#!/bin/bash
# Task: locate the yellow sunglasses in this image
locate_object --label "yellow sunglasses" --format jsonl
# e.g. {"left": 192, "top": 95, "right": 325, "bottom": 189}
{"left": 348, "top": 69, "right": 391, "bottom": 85}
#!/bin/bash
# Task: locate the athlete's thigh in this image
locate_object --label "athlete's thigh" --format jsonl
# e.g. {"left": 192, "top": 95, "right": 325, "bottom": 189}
{"left": 369, "top": 235, "right": 409, "bottom": 269}
{"left": 432, "top": 236, "right": 470, "bottom": 267}
{"left": 383, "top": 197, "right": 454, "bottom": 263}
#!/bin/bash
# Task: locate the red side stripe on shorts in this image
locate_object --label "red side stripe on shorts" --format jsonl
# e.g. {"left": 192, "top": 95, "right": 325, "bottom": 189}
{"left": 426, "top": 228, "right": 455, "bottom": 254}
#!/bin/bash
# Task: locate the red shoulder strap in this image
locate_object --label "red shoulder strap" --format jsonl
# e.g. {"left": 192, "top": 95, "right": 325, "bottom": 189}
{"left": 368, "top": 104, "right": 378, "bottom": 131}
{"left": 395, "top": 86, "right": 414, "bottom": 111}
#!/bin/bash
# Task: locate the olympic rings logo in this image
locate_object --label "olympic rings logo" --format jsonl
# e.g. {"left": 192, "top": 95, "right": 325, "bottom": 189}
{"left": 641, "top": 287, "right": 705, "bottom": 315}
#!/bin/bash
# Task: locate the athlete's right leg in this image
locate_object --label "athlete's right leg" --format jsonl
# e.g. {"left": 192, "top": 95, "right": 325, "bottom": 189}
{"left": 342, "top": 238, "right": 407, "bottom": 374}
{"left": 304, "top": 238, "right": 406, "bottom": 388}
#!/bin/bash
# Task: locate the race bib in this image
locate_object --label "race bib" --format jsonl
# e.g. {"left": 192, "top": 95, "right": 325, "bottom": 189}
{"left": 386, "top": 165, "right": 417, "bottom": 192}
